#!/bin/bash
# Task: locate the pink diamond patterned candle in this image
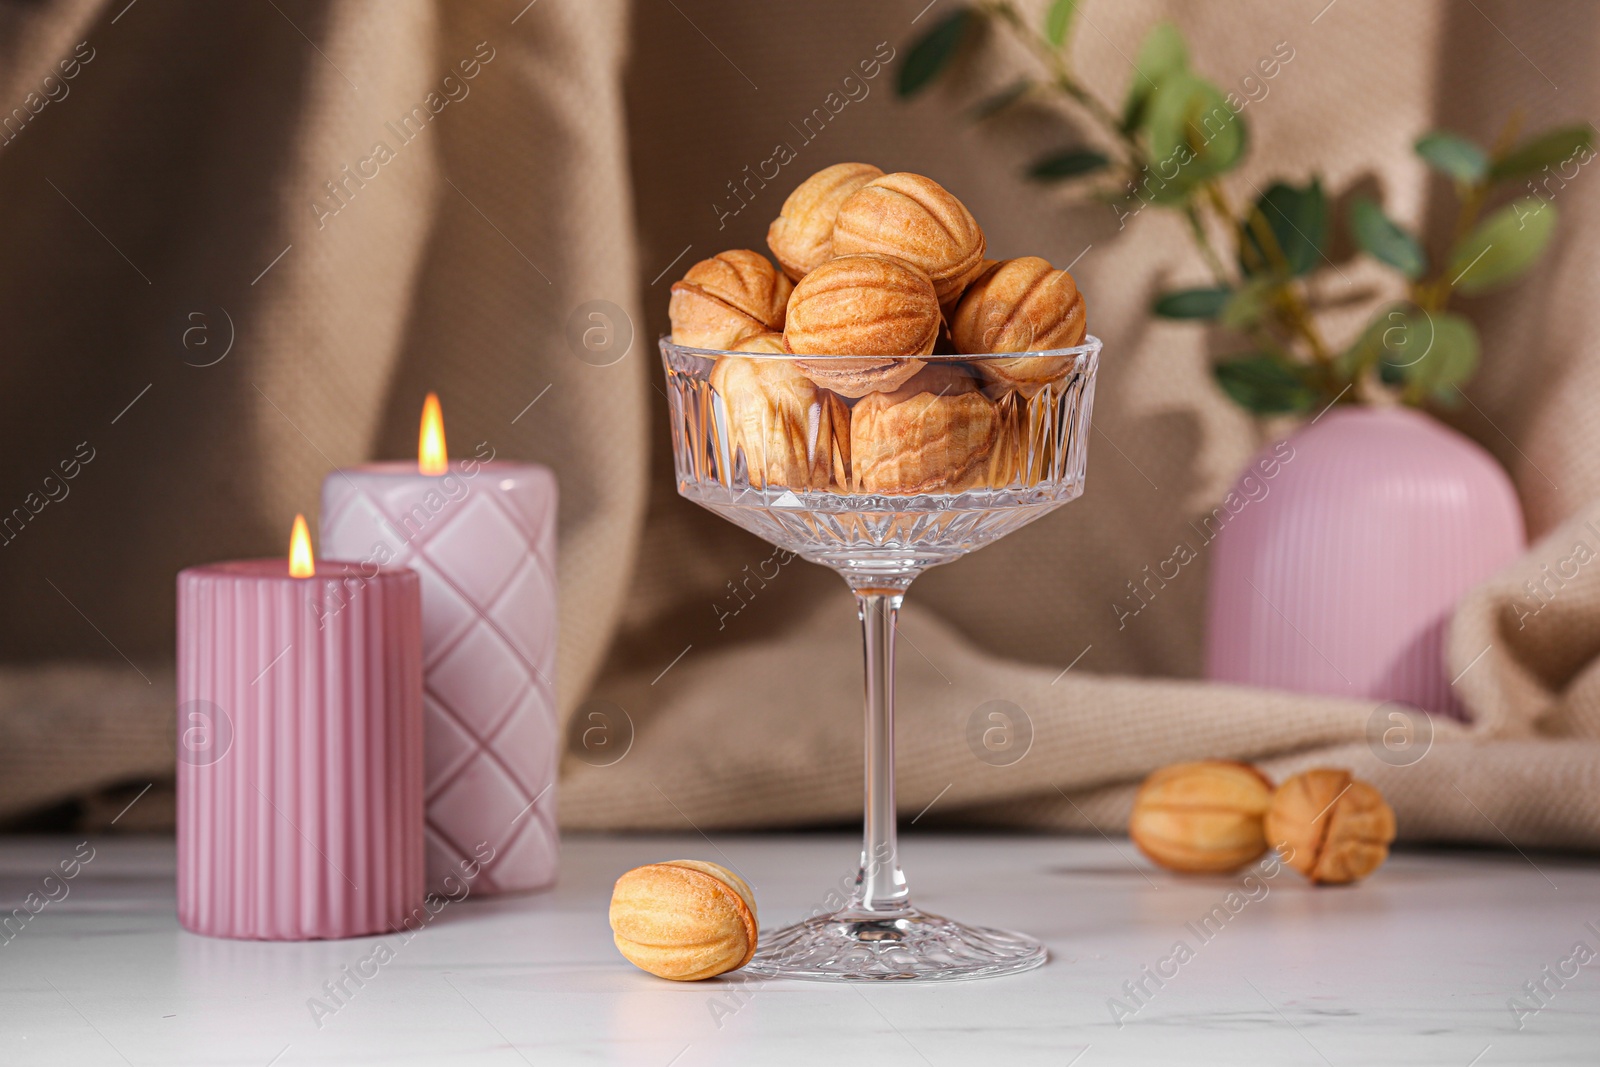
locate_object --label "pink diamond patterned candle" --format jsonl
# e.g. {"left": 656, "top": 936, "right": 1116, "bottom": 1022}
{"left": 320, "top": 395, "right": 558, "bottom": 896}
{"left": 177, "top": 515, "right": 425, "bottom": 940}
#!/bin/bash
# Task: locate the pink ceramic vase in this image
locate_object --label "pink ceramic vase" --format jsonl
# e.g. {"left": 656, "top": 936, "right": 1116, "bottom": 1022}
{"left": 1205, "top": 406, "right": 1524, "bottom": 717}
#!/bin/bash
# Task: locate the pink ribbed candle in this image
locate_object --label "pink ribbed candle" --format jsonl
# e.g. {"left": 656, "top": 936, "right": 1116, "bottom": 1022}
{"left": 176, "top": 559, "right": 424, "bottom": 940}
{"left": 320, "top": 459, "right": 559, "bottom": 896}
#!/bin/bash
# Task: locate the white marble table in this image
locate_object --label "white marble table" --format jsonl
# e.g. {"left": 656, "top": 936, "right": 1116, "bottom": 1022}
{"left": 0, "top": 833, "right": 1595, "bottom": 1065}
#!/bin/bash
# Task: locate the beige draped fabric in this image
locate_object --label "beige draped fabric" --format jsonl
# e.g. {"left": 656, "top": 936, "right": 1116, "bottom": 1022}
{"left": 2, "top": 0, "right": 1597, "bottom": 850}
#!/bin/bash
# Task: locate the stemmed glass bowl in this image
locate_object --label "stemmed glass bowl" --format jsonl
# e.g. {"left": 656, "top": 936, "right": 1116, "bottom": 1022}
{"left": 661, "top": 336, "right": 1100, "bottom": 981}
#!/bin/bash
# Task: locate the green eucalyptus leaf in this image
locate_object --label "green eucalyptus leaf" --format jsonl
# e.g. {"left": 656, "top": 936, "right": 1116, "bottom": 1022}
{"left": 1337, "top": 304, "right": 1406, "bottom": 380}
{"left": 1045, "top": 0, "right": 1079, "bottom": 48}
{"left": 1213, "top": 354, "right": 1316, "bottom": 414}
{"left": 1134, "top": 21, "right": 1188, "bottom": 81}
{"left": 1448, "top": 197, "right": 1558, "bottom": 294}
{"left": 969, "top": 78, "right": 1033, "bottom": 121}
{"left": 897, "top": 8, "right": 974, "bottom": 98}
{"left": 1240, "top": 179, "right": 1326, "bottom": 277}
{"left": 1490, "top": 124, "right": 1595, "bottom": 181}
{"left": 1027, "top": 148, "right": 1110, "bottom": 181}
{"left": 1415, "top": 131, "right": 1488, "bottom": 184}
{"left": 1121, "top": 21, "right": 1188, "bottom": 131}
{"left": 1406, "top": 312, "right": 1480, "bottom": 398}
{"left": 1351, "top": 307, "right": 1480, "bottom": 397}
{"left": 1348, "top": 195, "right": 1426, "bottom": 278}
{"left": 1146, "top": 71, "right": 1246, "bottom": 189}
{"left": 1152, "top": 286, "right": 1230, "bottom": 319}
{"left": 1370, "top": 308, "right": 1438, "bottom": 379}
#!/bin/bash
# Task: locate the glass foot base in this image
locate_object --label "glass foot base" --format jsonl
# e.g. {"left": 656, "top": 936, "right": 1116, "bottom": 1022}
{"left": 742, "top": 907, "right": 1047, "bottom": 982}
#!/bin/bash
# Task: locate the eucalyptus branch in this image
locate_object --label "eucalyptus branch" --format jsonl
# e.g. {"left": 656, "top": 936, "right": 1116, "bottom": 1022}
{"left": 985, "top": 0, "right": 1142, "bottom": 170}
{"left": 1207, "top": 181, "right": 1334, "bottom": 366}
{"left": 899, "top": 5, "right": 1582, "bottom": 416}
{"left": 1413, "top": 114, "right": 1524, "bottom": 314}
{"left": 1183, "top": 202, "right": 1231, "bottom": 286}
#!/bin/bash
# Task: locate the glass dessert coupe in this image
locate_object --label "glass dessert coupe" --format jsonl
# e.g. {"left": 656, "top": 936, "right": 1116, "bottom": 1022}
{"left": 662, "top": 335, "right": 1101, "bottom": 981}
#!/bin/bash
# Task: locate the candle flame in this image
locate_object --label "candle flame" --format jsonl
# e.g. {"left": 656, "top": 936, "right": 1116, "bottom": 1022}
{"left": 419, "top": 392, "right": 448, "bottom": 476}
{"left": 288, "top": 514, "right": 315, "bottom": 578}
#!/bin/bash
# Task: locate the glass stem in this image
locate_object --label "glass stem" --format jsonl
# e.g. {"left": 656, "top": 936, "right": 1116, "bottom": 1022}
{"left": 850, "top": 588, "right": 910, "bottom": 915}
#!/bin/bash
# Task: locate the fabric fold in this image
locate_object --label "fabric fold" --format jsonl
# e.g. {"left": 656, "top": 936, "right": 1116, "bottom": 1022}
{"left": 1, "top": 0, "right": 1597, "bottom": 854}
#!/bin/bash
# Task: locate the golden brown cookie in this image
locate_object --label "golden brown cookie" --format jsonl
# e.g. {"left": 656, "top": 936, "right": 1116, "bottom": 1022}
{"left": 1128, "top": 761, "right": 1274, "bottom": 873}
{"left": 1265, "top": 769, "right": 1396, "bottom": 885}
{"left": 730, "top": 331, "right": 788, "bottom": 355}
{"left": 610, "top": 860, "right": 758, "bottom": 981}
{"left": 711, "top": 356, "right": 848, "bottom": 489}
{"left": 952, "top": 257, "right": 1087, "bottom": 394}
{"left": 850, "top": 363, "right": 999, "bottom": 494}
{"left": 766, "top": 162, "right": 884, "bottom": 281}
{"left": 784, "top": 253, "right": 938, "bottom": 397}
{"left": 831, "top": 172, "right": 987, "bottom": 308}
{"left": 669, "top": 249, "right": 792, "bottom": 350}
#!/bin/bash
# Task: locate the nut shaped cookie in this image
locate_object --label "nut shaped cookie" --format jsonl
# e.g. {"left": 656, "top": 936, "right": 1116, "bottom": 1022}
{"left": 730, "top": 331, "right": 789, "bottom": 355}
{"left": 711, "top": 356, "right": 849, "bottom": 490}
{"left": 850, "top": 363, "right": 1000, "bottom": 494}
{"left": 610, "top": 860, "right": 758, "bottom": 981}
{"left": 983, "top": 399, "right": 1021, "bottom": 489}
{"left": 1266, "top": 769, "right": 1396, "bottom": 885}
{"left": 669, "top": 249, "right": 792, "bottom": 350}
{"left": 831, "top": 172, "right": 987, "bottom": 307}
{"left": 1128, "top": 761, "right": 1274, "bottom": 873}
{"left": 767, "top": 162, "right": 884, "bottom": 281}
{"left": 786, "top": 253, "right": 938, "bottom": 397}
{"left": 952, "top": 257, "right": 1087, "bottom": 394}
{"left": 793, "top": 357, "right": 925, "bottom": 399}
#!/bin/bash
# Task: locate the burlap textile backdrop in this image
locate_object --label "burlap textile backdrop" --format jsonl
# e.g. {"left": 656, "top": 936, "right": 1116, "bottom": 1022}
{"left": 1, "top": 0, "right": 1596, "bottom": 848}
